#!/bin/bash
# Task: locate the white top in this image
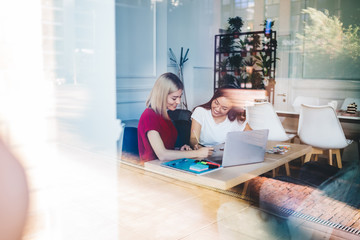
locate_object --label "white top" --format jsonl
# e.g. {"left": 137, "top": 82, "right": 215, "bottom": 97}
{"left": 191, "top": 107, "right": 247, "bottom": 146}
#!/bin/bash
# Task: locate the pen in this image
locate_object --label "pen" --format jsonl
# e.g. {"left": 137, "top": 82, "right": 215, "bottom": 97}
{"left": 192, "top": 129, "right": 205, "bottom": 147}
{"left": 192, "top": 130, "right": 215, "bottom": 151}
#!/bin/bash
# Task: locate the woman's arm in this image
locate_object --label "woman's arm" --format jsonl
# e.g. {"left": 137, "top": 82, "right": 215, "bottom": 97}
{"left": 147, "top": 130, "right": 212, "bottom": 161}
{"left": 189, "top": 119, "right": 202, "bottom": 150}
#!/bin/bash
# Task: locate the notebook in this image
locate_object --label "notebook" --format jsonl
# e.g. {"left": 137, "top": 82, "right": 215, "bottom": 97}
{"left": 208, "top": 129, "right": 269, "bottom": 167}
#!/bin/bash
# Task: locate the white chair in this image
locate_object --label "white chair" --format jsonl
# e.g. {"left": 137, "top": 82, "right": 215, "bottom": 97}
{"left": 298, "top": 104, "right": 352, "bottom": 168}
{"left": 247, "top": 102, "right": 296, "bottom": 176}
{"left": 292, "top": 96, "right": 319, "bottom": 113}
{"left": 340, "top": 97, "right": 360, "bottom": 111}
{"left": 247, "top": 102, "right": 296, "bottom": 142}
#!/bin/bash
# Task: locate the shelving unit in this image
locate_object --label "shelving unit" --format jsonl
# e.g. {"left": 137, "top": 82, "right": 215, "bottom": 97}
{"left": 213, "top": 30, "right": 277, "bottom": 95}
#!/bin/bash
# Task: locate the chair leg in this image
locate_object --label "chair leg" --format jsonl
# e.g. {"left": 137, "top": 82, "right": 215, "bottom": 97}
{"left": 328, "top": 149, "right": 333, "bottom": 166}
{"left": 334, "top": 149, "right": 342, "bottom": 168}
{"left": 304, "top": 148, "right": 323, "bottom": 164}
{"left": 304, "top": 152, "right": 312, "bottom": 163}
{"left": 242, "top": 181, "right": 249, "bottom": 196}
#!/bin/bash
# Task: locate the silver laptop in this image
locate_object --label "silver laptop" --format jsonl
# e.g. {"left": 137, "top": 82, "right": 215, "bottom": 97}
{"left": 208, "top": 129, "right": 269, "bottom": 167}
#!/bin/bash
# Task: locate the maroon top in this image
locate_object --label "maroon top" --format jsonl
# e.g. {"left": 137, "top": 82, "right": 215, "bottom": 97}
{"left": 138, "top": 108, "right": 177, "bottom": 161}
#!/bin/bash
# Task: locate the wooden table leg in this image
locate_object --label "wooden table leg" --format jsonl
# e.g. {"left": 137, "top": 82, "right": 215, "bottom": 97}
{"left": 285, "top": 163, "right": 291, "bottom": 176}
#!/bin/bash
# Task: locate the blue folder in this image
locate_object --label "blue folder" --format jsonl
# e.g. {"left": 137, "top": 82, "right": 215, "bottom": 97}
{"left": 161, "top": 158, "right": 221, "bottom": 175}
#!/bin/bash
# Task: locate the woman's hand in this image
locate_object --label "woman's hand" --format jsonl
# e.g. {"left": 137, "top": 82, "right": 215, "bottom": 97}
{"left": 180, "top": 144, "right": 191, "bottom": 151}
{"left": 193, "top": 144, "right": 200, "bottom": 150}
{"left": 196, "top": 147, "right": 214, "bottom": 159}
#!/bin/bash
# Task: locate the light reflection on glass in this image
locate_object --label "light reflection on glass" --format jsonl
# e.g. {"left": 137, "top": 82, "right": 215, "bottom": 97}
{"left": 297, "top": 7, "right": 360, "bottom": 60}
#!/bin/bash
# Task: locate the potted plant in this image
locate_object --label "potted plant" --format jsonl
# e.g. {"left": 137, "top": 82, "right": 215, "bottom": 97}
{"left": 218, "top": 35, "right": 233, "bottom": 56}
{"left": 249, "top": 71, "right": 264, "bottom": 89}
{"left": 238, "top": 38, "right": 249, "bottom": 57}
{"left": 228, "top": 54, "right": 243, "bottom": 76}
{"left": 250, "top": 34, "right": 261, "bottom": 56}
{"left": 218, "top": 74, "right": 239, "bottom": 88}
{"left": 254, "top": 52, "right": 279, "bottom": 77}
{"left": 243, "top": 57, "right": 257, "bottom": 74}
{"left": 227, "top": 16, "right": 243, "bottom": 37}
{"left": 217, "top": 59, "right": 228, "bottom": 76}
{"left": 261, "top": 19, "right": 275, "bottom": 37}
{"left": 262, "top": 38, "right": 277, "bottom": 56}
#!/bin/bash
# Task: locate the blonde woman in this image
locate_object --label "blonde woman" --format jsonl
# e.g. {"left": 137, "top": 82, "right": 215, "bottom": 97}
{"left": 138, "top": 72, "right": 213, "bottom": 162}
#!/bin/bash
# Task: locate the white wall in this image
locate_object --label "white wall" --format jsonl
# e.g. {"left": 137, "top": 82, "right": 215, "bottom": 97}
{"left": 116, "top": 1, "right": 168, "bottom": 120}
{"left": 116, "top": 0, "right": 221, "bottom": 120}
{"left": 167, "top": 0, "right": 221, "bottom": 110}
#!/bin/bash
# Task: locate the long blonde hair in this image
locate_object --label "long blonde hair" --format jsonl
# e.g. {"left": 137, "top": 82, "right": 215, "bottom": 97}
{"left": 146, "top": 72, "right": 184, "bottom": 119}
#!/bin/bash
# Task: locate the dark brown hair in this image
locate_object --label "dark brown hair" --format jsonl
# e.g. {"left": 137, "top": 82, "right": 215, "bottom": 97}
{"left": 193, "top": 89, "right": 246, "bottom": 122}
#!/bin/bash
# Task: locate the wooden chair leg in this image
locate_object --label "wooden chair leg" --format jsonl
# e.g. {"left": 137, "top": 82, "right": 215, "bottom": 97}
{"left": 328, "top": 149, "right": 333, "bottom": 166}
{"left": 334, "top": 149, "right": 342, "bottom": 168}
{"left": 242, "top": 181, "right": 249, "bottom": 196}
{"left": 304, "top": 152, "right": 312, "bottom": 163}
{"left": 285, "top": 163, "right": 290, "bottom": 176}
{"left": 304, "top": 148, "right": 323, "bottom": 165}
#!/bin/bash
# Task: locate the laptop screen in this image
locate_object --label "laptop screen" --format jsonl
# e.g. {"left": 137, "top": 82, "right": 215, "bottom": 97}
{"left": 207, "top": 129, "right": 269, "bottom": 167}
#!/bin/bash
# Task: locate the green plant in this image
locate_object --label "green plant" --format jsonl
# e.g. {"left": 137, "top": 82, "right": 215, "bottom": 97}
{"left": 218, "top": 35, "right": 233, "bottom": 53}
{"left": 243, "top": 57, "right": 257, "bottom": 67}
{"left": 243, "top": 57, "right": 257, "bottom": 74}
{"left": 218, "top": 74, "right": 239, "bottom": 88}
{"left": 239, "top": 38, "right": 249, "bottom": 50}
{"left": 260, "top": 19, "right": 275, "bottom": 29}
{"left": 232, "top": 38, "right": 249, "bottom": 57}
{"left": 217, "top": 59, "right": 228, "bottom": 70}
{"left": 254, "top": 52, "right": 279, "bottom": 77}
{"left": 228, "top": 54, "right": 243, "bottom": 69}
{"left": 227, "top": 16, "right": 244, "bottom": 33}
{"left": 248, "top": 71, "right": 264, "bottom": 89}
{"left": 250, "top": 34, "right": 261, "bottom": 55}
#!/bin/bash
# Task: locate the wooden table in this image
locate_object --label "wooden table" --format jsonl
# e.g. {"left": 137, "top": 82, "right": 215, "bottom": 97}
{"left": 145, "top": 141, "right": 311, "bottom": 191}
